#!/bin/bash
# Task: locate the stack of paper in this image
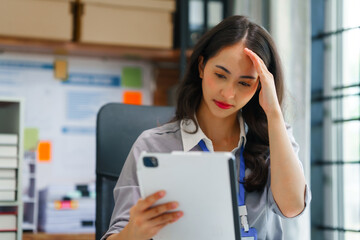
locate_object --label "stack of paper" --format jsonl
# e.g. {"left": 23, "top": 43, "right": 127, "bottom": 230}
{"left": 0, "top": 134, "right": 18, "bottom": 202}
{"left": 38, "top": 183, "right": 95, "bottom": 233}
{"left": 0, "top": 134, "right": 18, "bottom": 145}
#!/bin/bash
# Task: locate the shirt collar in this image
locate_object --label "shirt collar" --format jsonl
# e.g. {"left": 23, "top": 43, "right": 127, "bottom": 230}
{"left": 180, "top": 111, "right": 247, "bottom": 152}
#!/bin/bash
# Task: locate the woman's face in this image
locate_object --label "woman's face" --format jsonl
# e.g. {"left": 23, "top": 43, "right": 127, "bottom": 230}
{"left": 198, "top": 42, "right": 260, "bottom": 120}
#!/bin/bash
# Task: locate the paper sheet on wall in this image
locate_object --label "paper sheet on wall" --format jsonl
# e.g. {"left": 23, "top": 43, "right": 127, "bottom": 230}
{"left": 0, "top": 53, "right": 153, "bottom": 189}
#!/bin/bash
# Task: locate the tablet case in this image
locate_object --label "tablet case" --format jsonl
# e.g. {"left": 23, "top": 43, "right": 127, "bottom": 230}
{"left": 137, "top": 151, "right": 241, "bottom": 240}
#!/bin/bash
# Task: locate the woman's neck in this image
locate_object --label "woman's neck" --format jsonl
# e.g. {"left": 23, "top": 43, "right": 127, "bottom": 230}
{"left": 196, "top": 102, "right": 240, "bottom": 151}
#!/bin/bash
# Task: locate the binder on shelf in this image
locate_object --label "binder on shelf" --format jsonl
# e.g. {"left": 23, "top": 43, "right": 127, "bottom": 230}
{"left": 0, "top": 134, "right": 18, "bottom": 145}
{"left": 0, "top": 191, "right": 16, "bottom": 201}
{"left": 0, "top": 158, "right": 18, "bottom": 168}
{"left": 0, "top": 146, "right": 17, "bottom": 158}
{"left": 0, "top": 206, "right": 17, "bottom": 232}
{"left": 0, "top": 169, "right": 16, "bottom": 178}
{"left": 0, "top": 179, "right": 16, "bottom": 191}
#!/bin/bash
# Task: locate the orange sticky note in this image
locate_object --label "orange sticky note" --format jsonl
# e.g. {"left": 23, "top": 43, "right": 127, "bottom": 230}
{"left": 38, "top": 141, "right": 51, "bottom": 162}
{"left": 123, "top": 91, "right": 142, "bottom": 105}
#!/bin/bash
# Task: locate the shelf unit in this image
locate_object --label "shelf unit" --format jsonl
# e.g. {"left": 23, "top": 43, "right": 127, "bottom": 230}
{"left": 22, "top": 233, "right": 94, "bottom": 240}
{"left": 0, "top": 98, "right": 24, "bottom": 240}
{"left": 0, "top": 36, "right": 191, "bottom": 63}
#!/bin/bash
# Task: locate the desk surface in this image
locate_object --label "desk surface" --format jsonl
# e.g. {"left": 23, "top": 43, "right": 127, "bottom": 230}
{"left": 23, "top": 233, "right": 95, "bottom": 240}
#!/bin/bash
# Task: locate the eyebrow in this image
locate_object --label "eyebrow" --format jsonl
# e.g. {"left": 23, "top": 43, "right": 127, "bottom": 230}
{"left": 215, "top": 65, "right": 256, "bottom": 80}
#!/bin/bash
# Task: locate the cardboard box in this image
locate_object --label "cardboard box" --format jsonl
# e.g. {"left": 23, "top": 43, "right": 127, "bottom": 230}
{"left": 79, "top": 0, "right": 175, "bottom": 49}
{"left": 0, "top": 0, "right": 73, "bottom": 41}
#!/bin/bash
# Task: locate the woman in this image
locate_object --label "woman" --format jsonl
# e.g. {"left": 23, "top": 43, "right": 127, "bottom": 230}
{"left": 103, "top": 15, "right": 311, "bottom": 240}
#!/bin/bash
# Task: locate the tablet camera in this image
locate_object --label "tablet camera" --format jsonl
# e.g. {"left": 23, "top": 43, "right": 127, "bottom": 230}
{"left": 143, "top": 156, "right": 158, "bottom": 167}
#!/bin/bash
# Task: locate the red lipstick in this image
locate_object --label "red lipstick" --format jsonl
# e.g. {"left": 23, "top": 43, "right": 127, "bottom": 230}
{"left": 214, "top": 100, "right": 232, "bottom": 109}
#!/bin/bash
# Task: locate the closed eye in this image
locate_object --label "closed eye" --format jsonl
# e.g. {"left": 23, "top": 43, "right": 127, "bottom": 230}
{"left": 239, "top": 82, "right": 250, "bottom": 87}
{"left": 215, "top": 73, "right": 226, "bottom": 79}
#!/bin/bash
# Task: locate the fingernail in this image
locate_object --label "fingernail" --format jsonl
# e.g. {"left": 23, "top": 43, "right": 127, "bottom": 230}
{"left": 158, "top": 191, "right": 165, "bottom": 197}
{"left": 171, "top": 202, "right": 178, "bottom": 208}
{"left": 177, "top": 212, "right": 183, "bottom": 217}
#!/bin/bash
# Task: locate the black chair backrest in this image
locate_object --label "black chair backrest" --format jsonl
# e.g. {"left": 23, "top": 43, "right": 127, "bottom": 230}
{"left": 96, "top": 103, "right": 174, "bottom": 240}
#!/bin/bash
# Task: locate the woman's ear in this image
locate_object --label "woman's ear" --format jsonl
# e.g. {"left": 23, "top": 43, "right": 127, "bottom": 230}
{"left": 198, "top": 56, "right": 204, "bottom": 79}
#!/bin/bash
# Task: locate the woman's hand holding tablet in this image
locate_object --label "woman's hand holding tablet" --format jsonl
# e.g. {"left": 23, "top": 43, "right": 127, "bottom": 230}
{"left": 120, "top": 190, "right": 183, "bottom": 240}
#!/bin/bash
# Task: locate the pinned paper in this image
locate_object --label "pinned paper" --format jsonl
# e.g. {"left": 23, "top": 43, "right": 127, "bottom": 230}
{"left": 122, "top": 67, "right": 142, "bottom": 88}
{"left": 38, "top": 141, "right": 52, "bottom": 162}
{"left": 123, "top": 91, "right": 142, "bottom": 105}
{"left": 54, "top": 59, "right": 68, "bottom": 81}
{"left": 24, "top": 128, "right": 39, "bottom": 151}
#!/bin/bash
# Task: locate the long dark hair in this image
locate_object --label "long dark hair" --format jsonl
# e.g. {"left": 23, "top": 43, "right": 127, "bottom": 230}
{"left": 173, "top": 15, "right": 284, "bottom": 192}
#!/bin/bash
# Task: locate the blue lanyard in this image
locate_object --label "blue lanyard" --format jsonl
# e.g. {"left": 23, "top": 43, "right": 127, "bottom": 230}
{"left": 198, "top": 140, "right": 245, "bottom": 206}
{"left": 238, "top": 145, "right": 245, "bottom": 206}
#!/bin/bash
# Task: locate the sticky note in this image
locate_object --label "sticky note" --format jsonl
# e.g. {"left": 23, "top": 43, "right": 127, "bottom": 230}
{"left": 24, "top": 128, "right": 39, "bottom": 151}
{"left": 38, "top": 141, "right": 51, "bottom": 162}
{"left": 122, "top": 67, "right": 142, "bottom": 88}
{"left": 54, "top": 59, "right": 68, "bottom": 80}
{"left": 123, "top": 91, "right": 142, "bottom": 105}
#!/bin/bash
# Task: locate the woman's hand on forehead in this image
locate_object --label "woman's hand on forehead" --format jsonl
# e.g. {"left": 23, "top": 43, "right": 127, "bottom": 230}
{"left": 243, "top": 48, "right": 281, "bottom": 118}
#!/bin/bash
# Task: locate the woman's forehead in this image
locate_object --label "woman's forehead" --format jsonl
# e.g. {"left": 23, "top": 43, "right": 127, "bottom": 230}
{"left": 208, "top": 44, "right": 255, "bottom": 70}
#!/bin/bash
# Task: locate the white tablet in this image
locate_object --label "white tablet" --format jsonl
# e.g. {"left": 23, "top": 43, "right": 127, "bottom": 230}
{"left": 137, "top": 151, "right": 241, "bottom": 240}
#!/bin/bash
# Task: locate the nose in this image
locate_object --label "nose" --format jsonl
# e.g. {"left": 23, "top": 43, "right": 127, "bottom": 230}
{"left": 220, "top": 82, "right": 235, "bottom": 99}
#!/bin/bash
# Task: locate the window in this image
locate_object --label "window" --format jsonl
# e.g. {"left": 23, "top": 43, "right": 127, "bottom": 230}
{"left": 311, "top": 0, "right": 360, "bottom": 239}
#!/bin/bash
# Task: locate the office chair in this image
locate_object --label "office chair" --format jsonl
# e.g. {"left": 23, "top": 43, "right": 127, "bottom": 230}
{"left": 96, "top": 103, "right": 174, "bottom": 240}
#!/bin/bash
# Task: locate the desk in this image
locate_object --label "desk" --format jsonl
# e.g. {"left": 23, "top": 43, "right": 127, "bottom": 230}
{"left": 23, "top": 233, "right": 95, "bottom": 240}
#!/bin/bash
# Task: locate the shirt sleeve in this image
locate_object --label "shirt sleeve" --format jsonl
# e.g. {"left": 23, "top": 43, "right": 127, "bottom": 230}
{"left": 267, "top": 123, "right": 312, "bottom": 218}
{"left": 100, "top": 138, "right": 143, "bottom": 240}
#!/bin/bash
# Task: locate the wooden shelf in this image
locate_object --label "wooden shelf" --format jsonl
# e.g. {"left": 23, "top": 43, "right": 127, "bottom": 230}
{"left": 0, "top": 36, "right": 191, "bottom": 63}
{"left": 23, "top": 233, "right": 95, "bottom": 240}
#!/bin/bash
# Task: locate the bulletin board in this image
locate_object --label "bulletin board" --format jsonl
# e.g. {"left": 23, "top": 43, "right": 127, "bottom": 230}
{"left": 0, "top": 52, "right": 154, "bottom": 190}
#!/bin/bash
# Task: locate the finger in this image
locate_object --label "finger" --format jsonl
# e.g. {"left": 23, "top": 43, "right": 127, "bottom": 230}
{"left": 244, "top": 50, "right": 264, "bottom": 88}
{"left": 244, "top": 48, "right": 274, "bottom": 86}
{"left": 149, "top": 211, "right": 184, "bottom": 227}
{"left": 144, "top": 201, "right": 179, "bottom": 220}
{"left": 137, "top": 190, "right": 166, "bottom": 212}
{"left": 244, "top": 48, "right": 268, "bottom": 75}
{"left": 244, "top": 48, "right": 261, "bottom": 69}
{"left": 244, "top": 48, "right": 265, "bottom": 66}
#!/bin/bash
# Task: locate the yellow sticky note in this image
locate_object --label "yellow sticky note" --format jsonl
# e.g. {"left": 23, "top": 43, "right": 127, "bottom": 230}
{"left": 38, "top": 141, "right": 51, "bottom": 162}
{"left": 123, "top": 91, "right": 142, "bottom": 105}
{"left": 54, "top": 59, "right": 68, "bottom": 80}
{"left": 24, "top": 128, "right": 39, "bottom": 151}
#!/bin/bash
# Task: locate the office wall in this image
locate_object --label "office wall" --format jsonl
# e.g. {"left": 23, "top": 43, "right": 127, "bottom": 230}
{"left": 0, "top": 52, "right": 154, "bottom": 190}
